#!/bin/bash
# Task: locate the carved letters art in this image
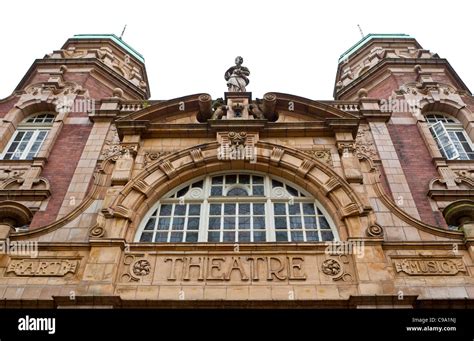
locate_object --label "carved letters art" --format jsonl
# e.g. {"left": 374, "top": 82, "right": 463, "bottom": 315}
{"left": 6, "top": 258, "right": 79, "bottom": 277}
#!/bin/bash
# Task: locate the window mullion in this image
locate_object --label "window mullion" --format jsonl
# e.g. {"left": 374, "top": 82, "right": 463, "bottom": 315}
{"left": 198, "top": 177, "right": 210, "bottom": 242}
{"left": 22, "top": 130, "right": 38, "bottom": 159}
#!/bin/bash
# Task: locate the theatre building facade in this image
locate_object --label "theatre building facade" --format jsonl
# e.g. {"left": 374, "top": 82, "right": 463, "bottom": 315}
{"left": 0, "top": 33, "right": 473, "bottom": 308}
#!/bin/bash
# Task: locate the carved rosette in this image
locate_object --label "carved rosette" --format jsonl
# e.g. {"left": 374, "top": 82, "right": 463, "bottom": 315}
{"left": 121, "top": 254, "right": 153, "bottom": 283}
{"left": 321, "top": 259, "right": 342, "bottom": 276}
{"left": 321, "top": 255, "right": 352, "bottom": 282}
{"left": 133, "top": 260, "right": 151, "bottom": 276}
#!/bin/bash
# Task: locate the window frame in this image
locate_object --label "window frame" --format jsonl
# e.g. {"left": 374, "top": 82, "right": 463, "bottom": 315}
{"left": 0, "top": 113, "right": 55, "bottom": 161}
{"left": 426, "top": 113, "right": 474, "bottom": 160}
{"left": 135, "top": 172, "right": 339, "bottom": 243}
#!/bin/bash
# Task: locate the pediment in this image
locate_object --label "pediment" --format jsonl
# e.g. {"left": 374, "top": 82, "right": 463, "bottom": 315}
{"left": 269, "top": 92, "right": 360, "bottom": 121}
{"left": 115, "top": 92, "right": 360, "bottom": 137}
{"left": 116, "top": 93, "right": 206, "bottom": 124}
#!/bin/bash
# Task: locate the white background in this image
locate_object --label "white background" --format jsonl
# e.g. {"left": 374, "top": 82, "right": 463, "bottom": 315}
{"left": 1, "top": 0, "right": 472, "bottom": 100}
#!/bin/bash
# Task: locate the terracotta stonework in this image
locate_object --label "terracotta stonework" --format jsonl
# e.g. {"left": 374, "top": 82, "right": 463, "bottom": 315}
{"left": 0, "top": 33, "right": 473, "bottom": 308}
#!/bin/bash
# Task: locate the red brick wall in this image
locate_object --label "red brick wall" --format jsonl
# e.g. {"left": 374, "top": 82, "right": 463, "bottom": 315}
{"left": 30, "top": 124, "right": 92, "bottom": 228}
{"left": 367, "top": 75, "right": 399, "bottom": 99}
{"left": 0, "top": 97, "right": 17, "bottom": 118}
{"left": 387, "top": 124, "right": 447, "bottom": 228}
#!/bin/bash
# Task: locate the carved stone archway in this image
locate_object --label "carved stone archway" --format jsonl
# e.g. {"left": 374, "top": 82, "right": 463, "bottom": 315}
{"left": 103, "top": 141, "right": 370, "bottom": 242}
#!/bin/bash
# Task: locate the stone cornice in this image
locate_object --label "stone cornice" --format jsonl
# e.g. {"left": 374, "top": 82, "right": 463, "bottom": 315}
{"left": 14, "top": 58, "right": 149, "bottom": 100}
{"left": 335, "top": 58, "right": 472, "bottom": 100}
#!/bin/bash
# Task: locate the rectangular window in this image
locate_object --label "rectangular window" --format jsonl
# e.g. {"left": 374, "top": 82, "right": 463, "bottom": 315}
{"left": 429, "top": 122, "right": 459, "bottom": 160}
{"left": 207, "top": 202, "right": 266, "bottom": 242}
{"left": 2, "top": 130, "right": 49, "bottom": 160}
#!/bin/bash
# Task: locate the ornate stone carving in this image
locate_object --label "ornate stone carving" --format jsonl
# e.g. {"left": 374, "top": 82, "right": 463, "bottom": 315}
{"left": 121, "top": 254, "right": 153, "bottom": 283}
{"left": 355, "top": 124, "right": 378, "bottom": 159}
{"left": 190, "top": 148, "right": 204, "bottom": 165}
{"left": 6, "top": 258, "right": 79, "bottom": 277}
{"left": 321, "top": 256, "right": 352, "bottom": 282}
{"left": 270, "top": 147, "right": 285, "bottom": 166}
{"left": 428, "top": 177, "right": 474, "bottom": 200}
{"left": 301, "top": 149, "right": 332, "bottom": 165}
{"left": 143, "top": 151, "right": 174, "bottom": 166}
{"left": 336, "top": 141, "right": 356, "bottom": 155}
{"left": 340, "top": 203, "right": 361, "bottom": 217}
{"left": 338, "top": 46, "right": 436, "bottom": 87}
{"left": 455, "top": 169, "right": 474, "bottom": 180}
{"left": 159, "top": 160, "right": 177, "bottom": 179}
{"left": 111, "top": 145, "right": 138, "bottom": 161}
{"left": 225, "top": 56, "right": 250, "bottom": 92}
{"left": 89, "top": 215, "right": 106, "bottom": 238}
{"left": 16, "top": 82, "right": 89, "bottom": 110}
{"left": 197, "top": 94, "right": 213, "bottom": 122}
{"left": 47, "top": 46, "right": 147, "bottom": 90}
{"left": 132, "top": 260, "right": 151, "bottom": 277}
{"left": 297, "top": 159, "right": 315, "bottom": 178}
{"left": 211, "top": 98, "right": 227, "bottom": 120}
{"left": 132, "top": 179, "right": 152, "bottom": 197}
{"left": 110, "top": 144, "right": 138, "bottom": 185}
{"left": 0, "top": 176, "right": 51, "bottom": 200}
{"left": 393, "top": 257, "right": 467, "bottom": 276}
{"left": 322, "top": 177, "right": 341, "bottom": 195}
{"left": 217, "top": 132, "right": 256, "bottom": 162}
{"left": 394, "top": 82, "right": 465, "bottom": 109}
{"left": 109, "top": 205, "right": 133, "bottom": 221}
{"left": 321, "top": 258, "right": 341, "bottom": 276}
{"left": 89, "top": 224, "right": 105, "bottom": 238}
{"left": 0, "top": 168, "right": 26, "bottom": 182}
{"left": 228, "top": 131, "right": 247, "bottom": 146}
{"left": 101, "top": 125, "right": 121, "bottom": 159}
{"left": 366, "top": 223, "right": 384, "bottom": 237}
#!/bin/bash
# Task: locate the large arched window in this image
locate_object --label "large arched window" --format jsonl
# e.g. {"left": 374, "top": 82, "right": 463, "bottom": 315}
{"left": 136, "top": 173, "right": 338, "bottom": 243}
{"left": 426, "top": 113, "right": 474, "bottom": 160}
{"left": 1, "top": 113, "right": 55, "bottom": 160}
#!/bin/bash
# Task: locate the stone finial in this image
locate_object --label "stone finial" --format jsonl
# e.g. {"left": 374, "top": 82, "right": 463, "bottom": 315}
{"left": 357, "top": 88, "right": 368, "bottom": 99}
{"left": 112, "top": 88, "right": 124, "bottom": 98}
